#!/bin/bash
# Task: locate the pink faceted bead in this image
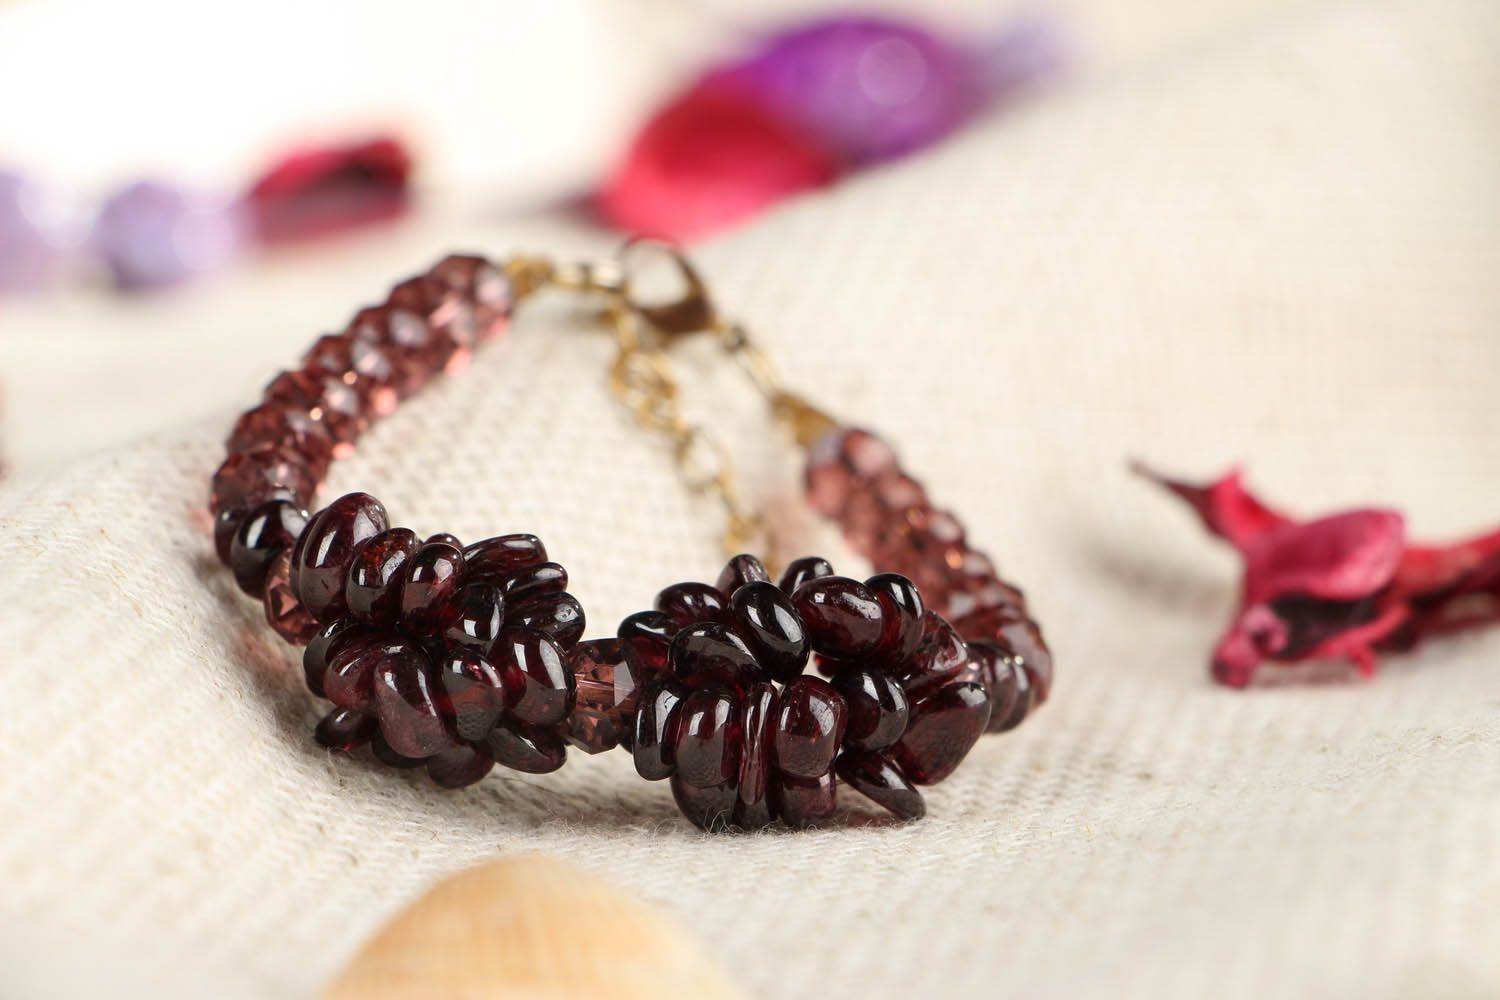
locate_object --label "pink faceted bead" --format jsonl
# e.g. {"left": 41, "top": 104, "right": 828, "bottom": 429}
{"left": 565, "top": 638, "right": 642, "bottom": 754}
{"left": 263, "top": 549, "right": 318, "bottom": 644}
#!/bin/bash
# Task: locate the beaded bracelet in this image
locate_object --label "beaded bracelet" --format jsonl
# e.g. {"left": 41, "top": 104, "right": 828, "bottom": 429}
{"left": 210, "top": 243, "right": 1052, "bottom": 830}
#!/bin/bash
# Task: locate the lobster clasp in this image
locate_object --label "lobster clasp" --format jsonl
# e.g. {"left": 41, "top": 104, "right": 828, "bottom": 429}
{"left": 618, "top": 239, "right": 718, "bottom": 337}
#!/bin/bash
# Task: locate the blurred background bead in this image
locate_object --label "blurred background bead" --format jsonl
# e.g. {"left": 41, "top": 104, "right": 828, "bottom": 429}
{"left": 93, "top": 179, "right": 247, "bottom": 290}
{"left": 0, "top": 169, "right": 78, "bottom": 293}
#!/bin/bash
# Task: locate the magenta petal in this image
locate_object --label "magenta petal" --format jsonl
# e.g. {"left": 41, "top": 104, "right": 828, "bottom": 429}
{"left": 1245, "top": 510, "right": 1405, "bottom": 604}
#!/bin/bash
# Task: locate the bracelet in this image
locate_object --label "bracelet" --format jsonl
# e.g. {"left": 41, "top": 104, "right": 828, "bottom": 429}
{"left": 209, "top": 243, "right": 1052, "bottom": 830}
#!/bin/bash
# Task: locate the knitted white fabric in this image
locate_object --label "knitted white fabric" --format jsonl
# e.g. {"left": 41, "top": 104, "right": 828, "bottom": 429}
{"left": 3, "top": 0, "right": 1498, "bottom": 996}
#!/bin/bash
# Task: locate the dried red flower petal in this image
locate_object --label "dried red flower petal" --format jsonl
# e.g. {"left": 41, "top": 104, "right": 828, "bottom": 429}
{"left": 246, "top": 135, "right": 412, "bottom": 243}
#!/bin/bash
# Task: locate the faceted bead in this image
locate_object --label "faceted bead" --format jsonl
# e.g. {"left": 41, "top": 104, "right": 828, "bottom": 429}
{"left": 792, "top": 576, "right": 885, "bottom": 659}
{"left": 715, "top": 553, "right": 770, "bottom": 596}
{"left": 371, "top": 732, "right": 427, "bottom": 769}
{"left": 463, "top": 534, "right": 547, "bottom": 584}
{"left": 499, "top": 561, "right": 568, "bottom": 605}
{"left": 841, "top": 491, "right": 887, "bottom": 554}
{"left": 633, "top": 680, "right": 685, "bottom": 780}
{"left": 303, "top": 619, "right": 362, "bottom": 697}
{"left": 228, "top": 403, "right": 334, "bottom": 466}
{"left": 344, "top": 527, "right": 418, "bottom": 628}
{"left": 565, "top": 639, "right": 640, "bottom": 754}
{"left": 671, "top": 775, "right": 739, "bottom": 832}
{"left": 485, "top": 719, "right": 566, "bottom": 773}
{"left": 901, "top": 611, "right": 971, "bottom": 698}
{"left": 735, "top": 683, "right": 778, "bottom": 829}
{"left": 673, "top": 687, "right": 741, "bottom": 788}
{"left": 655, "top": 581, "right": 729, "bottom": 627}
{"left": 774, "top": 676, "right": 847, "bottom": 779}
{"left": 836, "top": 750, "right": 924, "bottom": 821}
{"left": 427, "top": 743, "right": 495, "bottom": 788}
{"left": 372, "top": 644, "right": 452, "bottom": 758}
{"left": 669, "top": 622, "right": 760, "bottom": 687}
{"left": 771, "top": 771, "right": 837, "bottom": 829}
{"left": 264, "top": 368, "right": 369, "bottom": 448}
{"left": 778, "top": 556, "right": 833, "bottom": 595}
{"left": 324, "top": 632, "right": 397, "bottom": 711}
{"left": 210, "top": 447, "right": 313, "bottom": 516}
{"left": 493, "top": 628, "right": 574, "bottom": 726}
{"left": 229, "top": 498, "right": 308, "bottom": 597}
{"left": 314, "top": 707, "right": 377, "bottom": 752}
{"left": 872, "top": 472, "right": 929, "bottom": 513}
{"left": 442, "top": 583, "right": 505, "bottom": 649}
{"left": 831, "top": 668, "right": 910, "bottom": 752}
{"left": 618, "top": 610, "right": 676, "bottom": 675}
{"left": 730, "top": 581, "right": 809, "bottom": 683}
{"left": 263, "top": 549, "right": 319, "bottom": 644}
{"left": 399, "top": 540, "right": 465, "bottom": 635}
{"left": 892, "top": 681, "right": 991, "bottom": 785}
{"left": 506, "top": 593, "right": 586, "bottom": 650}
{"left": 867, "top": 573, "right": 925, "bottom": 664}
{"left": 805, "top": 427, "right": 897, "bottom": 517}
{"left": 436, "top": 649, "right": 510, "bottom": 741}
{"left": 291, "top": 492, "right": 389, "bottom": 622}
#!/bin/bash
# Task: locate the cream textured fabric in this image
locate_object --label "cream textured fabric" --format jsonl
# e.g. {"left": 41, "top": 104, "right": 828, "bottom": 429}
{"left": 3, "top": 0, "right": 1499, "bottom": 996}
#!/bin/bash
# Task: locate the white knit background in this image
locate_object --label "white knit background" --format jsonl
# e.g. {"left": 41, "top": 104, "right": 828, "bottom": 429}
{"left": 3, "top": 0, "right": 1499, "bottom": 996}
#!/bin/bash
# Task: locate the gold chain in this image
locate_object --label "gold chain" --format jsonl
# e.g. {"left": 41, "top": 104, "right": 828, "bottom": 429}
{"left": 505, "top": 243, "right": 833, "bottom": 557}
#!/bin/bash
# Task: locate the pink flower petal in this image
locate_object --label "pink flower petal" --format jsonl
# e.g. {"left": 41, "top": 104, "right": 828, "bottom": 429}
{"left": 1244, "top": 510, "right": 1406, "bottom": 604}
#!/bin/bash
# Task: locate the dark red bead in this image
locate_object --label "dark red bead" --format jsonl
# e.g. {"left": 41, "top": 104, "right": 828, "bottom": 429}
{"left": 565, "top": 639, "right": 640, "bottom": 754}
{"left": 730, "top": 581, "right": 809, "bottom": 683}
{"left": 673, "top": 687, "right": 741, "bottom": 788}
{"left": 805, "top": 427, "right": 897, "bottom": 518}
{"left": 436, "top": 649, "right": 510, "bottom": 741}
{"left": 264, "top": 368, "right": 368, "bottom": 446}
{"left": 774, "top": 676, "right": 847, "bottom": 779}
{"left": 303, "top": 619, "right": 362, "bottom": 697}
{"left": 228, "top": 403, "right": 334, "bottom": 466}
{"left": 831, "top": 668, "right": 909, "bottom": 752}
{"left": 485, "top": 719, "right": 566, "bottom": 773}
{"left": 263, "top": 549, "right": 319, "bottom": 644}
{"left": 214, "top": 505, "right": 246, "bottom": 565}
{"left": 669, "top": 622, "right": 760, "bottom": 687}
{"left": 671, "top": 776, "right": 739, "bottom": 831}
{"left": 399, "top": 540, "right": 465, "bottom": 635}
{"left": 506, "top": 593, "right": 586, "bottom": 650}
{"left": 291, "top": 492, "right": 389, "bottom": 622}
{"left": 371, "top": 732, "right": 426, "bottom": 769}
{"left": 372, "top": 644, "right": 452, "bottom": 758}
{"left": 867, "top": 573, "right": 925, "bottom": 664}
{"left": 493, "top": 628, "right": 574, "bottom": 726}
{"left": 901, "top": 611, "right": 971, "bottom": 699}
{"left": 344, "top": 527, "right": 417, "bottom": 628}
{"left": 314, "top": 707, "right": 377, "bottom": 751}
{"left": 633, "top": 680, "right": 685, "bottom": 780}
{"left": 426, "top": 743, "right": 495, "bottom": 788}
{"left": 953, "top": 608, "right": 1051, "bottom": 707}
{"left": 655, "top": 581, "right": 729, "bottom": 627}
{"left": 463, "top": 533, "right": 547, "bottom": 584}
{"left": 210, "top": 447, "right": 313, "bottom": 516}
{"left": 778, "top": 556, "right": 833, "bottom": 595}
{"left": 426, "top": 531, "right": 462, "bottom": 549}
{"left": 892, "top": 680, "right": 990, "bottom": 785}
{"left": 836, "top": 750, "right": 924, "bottom": 821}
{"left": 499, "top": 561, "right": 568, "bottom": 604}
{"left": 442, "top": 583, "right": 505, "bottom": 649}
{"left": 967, "top": 640, "right": 1021, "bottom": 732}
{"left": 618, "top": 610, "right": 675, "bottom": 675}
{"left": 771, "top": 771, "right": 837, "bottom": 829}
{"left": 715, "top": 553, "right": 770, "bottom": 596}
{"left": 734, "top": 683, "right": 778, "bottom": 829}
{"left": 990, "top": 656, "right": 1035, "bottom": 732}
{"left": 792, "top": 576, "right": 885, "bottom": 659}
{"left": 229, "top": 498, "right": 308, "bottom": 597}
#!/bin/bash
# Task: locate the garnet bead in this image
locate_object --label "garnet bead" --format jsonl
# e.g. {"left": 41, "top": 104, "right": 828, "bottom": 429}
{"left": 618, "top": 610, "right": 676, "bottom": 675}
{"left": 442, "top": 583, "right": 505, "bottom": 650}
{"left": 493, "top": 628, "right": 574, "bottom": 726}
{"left": 673, "top": 687, "right": 741, "bottom": 788}
{"left": 485, "top": 719, "right": 566, "bottom": 773}
{"left": 399, "top": 540, "right": 465, "bottom": 636}
{"left": 655, "top": 581, "right": 729, "bottom": 627}
{"left": 792, "top": 576, "right": 885, "bottom": 659}
{"left": 436, "top": 649, "right": 510, "bottom": 741}
{"left": 967, "top": 640, "right": 1021, "bottom": 732}
{"left": 715, "top": 553, "right": 770, "bottom": 595}
{"left": 771, "top": 771, "right": 837, "bottom": 829}
{"left": 778, "top": 556, "right": 833, "bottom": 595}
{"left": 735, "top": 683, "right": 779, "bottom": 829}
{"left": 324, "top": 632, "right": 393, "bottom": 711}
{"left": 462, "top": 533, "right": 547, "bottom": 584}
{"left": 426, "top": 744, "right": 495, "bottom": 788}
{"left": 371, "top": 732, "right": 426, "bottom": 769}
{"left": 228, "top": 403, "right": 334, "bottom": 466}
{"left": 314, "top": 707, "right": 377, "bottom": 751}
{"left": 303, "top": 619, "right": 361, "bottom": 697}
{"left": 372, "top": 644, "right": 451, "bottom": 758}
{"left": 566, "top": 639, "right": 641, "bottom": 754}
{"left": 229, "top": 498, "right": 308, "bottom": 596}
{"left": 836, "top": 750, "right": 924, "bottom": 821}
{"left": 730, "top": 581, "right": 809, "bottom": 683}
{"left": 773, "top": 676, "right": 847, "bottom": 779}
{"left": 499, "top": 561, "right": 568, "bottom": 605}
{"left": 506, "top": 593, "right": 586, "bottom": 649}
{"left": 671, "top": 776, "right": 739, "bottom": 832}
{"left": 892, "top": 681, "right": 991, "bottom": 785}
{"left": 344, "top": 527, "right": 417, "bottom": 628}
{"left": 211, "top": 447, "right": 313, "bottom": 517}
{"left": 902, "top": 611, "right": 971, "bottom": 699}
{"left": 669, "top": 623, "right": 760, "bottom": 687}
{"left": 291, "top": 492, "right": 389, "bottom": 622}
{"left": 868, "top": 573, "right": 925, "bottom": 664}
{"left": 263, "top": 549, "right": 319, "bottom": 644}
{"left": 831, "top": 668, "right": 909, "bottom": 752}
{"left": 633, "top": 680, "right": 685, "bottom": 780}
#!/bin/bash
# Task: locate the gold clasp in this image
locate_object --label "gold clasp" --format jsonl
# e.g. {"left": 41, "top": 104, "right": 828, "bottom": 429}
{"left": 614, "top": 238, "right": 718, "bottom": 337}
